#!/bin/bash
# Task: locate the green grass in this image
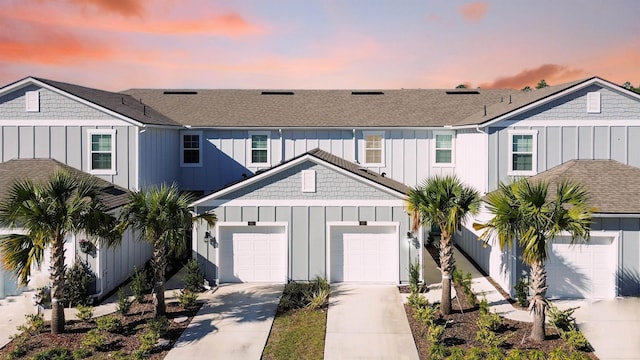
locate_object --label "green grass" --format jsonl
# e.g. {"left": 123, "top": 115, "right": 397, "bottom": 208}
{"left": 262, "top": 308, "right": 327, "bottom": 360}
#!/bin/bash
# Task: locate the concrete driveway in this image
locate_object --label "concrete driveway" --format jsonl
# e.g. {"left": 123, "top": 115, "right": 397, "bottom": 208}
{"left": 165, "top": 283, "right": 283, "bottom": 360}
{"left": 574, "top": 297, "right": 640, "bottom": 360}
{"left": 324, "top": 284, "right": 419, "bottom": 360}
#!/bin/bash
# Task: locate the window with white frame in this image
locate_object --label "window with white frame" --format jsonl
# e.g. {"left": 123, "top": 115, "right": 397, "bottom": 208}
{"left": 248, "top": 131, "right": 270, "bottom": 167}
{"left": 363, "top": 131, "right": 384, "bottom": 166}
{"left": 25, "top": 91, "right": 39, "bottom": 112}
{"left": 433, "top": 131, "right": 454, "bottom": 166}
{"left": 181, "top": 131, "right": 202, "bottom": 167}
{"left": 587, "top": 92, "right": 601, "bottom": 113}
{"left": 508, "top": 130, "right": 537, "bottom": 176}
{"left": 88, "top": 129, "right": 116, "bottom": 174}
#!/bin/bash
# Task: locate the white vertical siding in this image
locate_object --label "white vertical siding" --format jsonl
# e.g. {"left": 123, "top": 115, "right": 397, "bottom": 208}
{"left": 455, "top": 129, "right": 488, "bottom": 194}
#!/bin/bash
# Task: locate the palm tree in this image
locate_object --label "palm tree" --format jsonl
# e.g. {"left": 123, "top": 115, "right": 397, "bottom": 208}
{"left": 0, "top": 170, "right": 118, "bottom": 334}
{"left": 406, "top": 175, "right": 480, "bottom": 315}
{"left": 473, "top": 178, "right": 592, "bottom": 342}
{"left": 118, "top": 184, "right": 216, "bottom": 317}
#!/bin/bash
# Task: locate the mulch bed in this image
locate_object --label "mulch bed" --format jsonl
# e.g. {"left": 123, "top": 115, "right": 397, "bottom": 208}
{"left": 405, "top": 245, "right": 598, "bottom": 358}
{"left": 0, "top": 295, "right": 202, "bottom": 359}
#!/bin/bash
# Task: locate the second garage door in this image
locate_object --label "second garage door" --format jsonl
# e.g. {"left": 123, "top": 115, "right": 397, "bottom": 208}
{"left": 219, "top": 226, "right": 287, "bottom": 283}
{"left": 330, "top": 225, "right": 398, "bottom": 283}
{"left": 546, "top": 235, "right": 617, "bottom": 299}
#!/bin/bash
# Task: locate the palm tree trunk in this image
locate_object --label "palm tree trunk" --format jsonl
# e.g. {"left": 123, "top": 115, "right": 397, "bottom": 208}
{"left": 152, "top": 243, "right": 167, "bottom": 316}
{"left": 50, "top": 237, "right": 66, "bottom": 334}
{"left": 440, "top": 231, "right": 455, "bottom": 315}
{"left": 529, "top": 260, "right": 547, "bottom": 342}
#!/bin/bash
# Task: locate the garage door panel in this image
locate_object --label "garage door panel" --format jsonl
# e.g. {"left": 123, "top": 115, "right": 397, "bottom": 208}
{"left": 219, "top": 227, "right": 286, "bottom": 283}
{"left": 547, "top": 236, "right": 616, "bottom": 299}
{"left": 331, "top": 227, "right": 397, "bottom": 283}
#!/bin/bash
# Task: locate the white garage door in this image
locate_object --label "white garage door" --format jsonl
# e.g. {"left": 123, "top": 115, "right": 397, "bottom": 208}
{"left": 546, "top": 236, "right": 616, "bottom": 299}
{"left": 330, "top": 226, "right": 398, "bottom": 283}
{"left": 219, "top": 226, "right": 286, "bottom": 283}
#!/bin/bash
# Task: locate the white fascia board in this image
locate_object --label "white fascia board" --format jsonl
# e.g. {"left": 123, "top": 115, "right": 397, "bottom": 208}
{"left": 460, "top": 77, "right": 640, "bottom": 130}
{"left": 202, "top": 199, "right": 405, "bottom": 207}
{"left": 189, "top": 153, "right": 406, "bottom": 207}
{"left": 1, "top": 77, "right": 147, "bottom": 128}
{"left": 182, "top": 126, "right": 448, "bottom": 131}
{"left": 593, "top": 213, "right": 640, "bottom": 218}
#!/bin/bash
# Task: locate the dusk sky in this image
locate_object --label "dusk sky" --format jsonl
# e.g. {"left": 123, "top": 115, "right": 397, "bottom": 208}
{"left": 1, "top": 0, "right": 639, "bottom": 91}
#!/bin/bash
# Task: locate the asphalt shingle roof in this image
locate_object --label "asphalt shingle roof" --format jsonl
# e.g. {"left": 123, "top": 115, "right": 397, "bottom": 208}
{"left": 0, "top": 159, "right": 130, "bottom": 210}
{"left": 528, "top": 159, "right": 640, "bottom": 214}
{"left": 121, "top": 88, "right": 517, "bottom": 128}
{"left": 33, "top": 78, "right": 180, "bottom": 126}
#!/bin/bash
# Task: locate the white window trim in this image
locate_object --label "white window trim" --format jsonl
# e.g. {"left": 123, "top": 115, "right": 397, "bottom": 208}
{"left": 25, "top": 90, "right": 40, "bottom": 112}
{"left": 87, "top": 129, "right": 116, "bottom": 175}
{"left": 508, "top": 130, "right": 538, "bottom": 176}
{"left": 432, "top": 130, "right": 455, "bottom": 168}
{"left": 361, "top": 130, "right": 385, "bottom": 167}
{"left": 248, "top": 131, "right": 271, "bottom": 168}
{"left": 180, "top": 130, "right": 203, "bottom": 167}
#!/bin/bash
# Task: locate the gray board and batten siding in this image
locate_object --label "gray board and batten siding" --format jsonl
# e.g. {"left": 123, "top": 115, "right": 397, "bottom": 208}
{"left": 192, "top": 159, "right": 419, "bottom": 284}
{"left": 487, "top": 84, "right": 640, "bottom": 191}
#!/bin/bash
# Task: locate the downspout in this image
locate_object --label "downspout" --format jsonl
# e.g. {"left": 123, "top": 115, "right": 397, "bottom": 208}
{"left": 353, "top": 129, "right": 357, "bottom": 163}
{"left": 279, "top": 129, "right": 284, "bottom": 163}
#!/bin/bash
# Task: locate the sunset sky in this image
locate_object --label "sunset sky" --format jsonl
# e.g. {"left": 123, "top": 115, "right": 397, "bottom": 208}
{"left": 1, "top": 0, "right": 639, "bottom": 91}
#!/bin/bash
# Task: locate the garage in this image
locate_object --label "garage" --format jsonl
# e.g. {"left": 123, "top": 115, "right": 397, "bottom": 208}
{"left": 546, "top": 235, "right": 617, "bottom": 299}
{"left": 329, "top": 224, "right": 399, "bottom": 283}
{"left": 218, "top": 225, "right": 287, "bottom": 283}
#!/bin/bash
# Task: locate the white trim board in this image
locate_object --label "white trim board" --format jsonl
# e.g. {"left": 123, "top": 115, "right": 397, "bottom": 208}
{"left": 201, "top": 199, "right": 405, "bottom": 207}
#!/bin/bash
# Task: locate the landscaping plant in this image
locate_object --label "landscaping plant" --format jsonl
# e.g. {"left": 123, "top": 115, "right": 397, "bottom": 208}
{"left": 182, "top": 258, "right": 205, "bottom": 293}
{"left": 64, "top": 260, "right": 94, "bottom": 307}
{"left": 130, "top": 265, "right": 150, "bottom": 304}
{"left": 81, "top": 329, "right": 104, "bottom": 351}
{"left": 116, "top": 287, "right": 131, "bottom": 314}
{"left": 75, "top": 304, "right": 94, "bottom": 321}
{"left": 96, "top": 315, "right": 122, "bottom": 333}
{"left": 513, "top": 276, "right": 529, "bottom": 307}
{"left": 408, "top": 258, "right": 422, "bottom": 294}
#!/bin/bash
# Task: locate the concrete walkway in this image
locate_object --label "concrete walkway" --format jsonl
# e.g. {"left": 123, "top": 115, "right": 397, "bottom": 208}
{"left": 324, "top": 284, "right": 419, "bottom": 360}
{"left": 165, "top": 283, "right": 283, "bottom": 360}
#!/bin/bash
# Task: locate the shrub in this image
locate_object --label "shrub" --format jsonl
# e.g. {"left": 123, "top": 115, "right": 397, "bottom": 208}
{"left": 408, "top": 259, "right": 422, "bottom": 294}
{"left": 64, "top": 260, "right": 93, "bottom": 307}
{"left": 177, "top": 289, "right": 199, "bottom": 308}
{"left": 138, "top": 331, "right": 159, "bottom": 354}
{"left": 278, "top": 278, "right": 330, "bottom": 312}
{"left": 96, "top": 315, "right": 122, "bottom": 333}
{"left": 117, "top": 288, "right": 132, "bottom": 315}
{"left": 307, "top": 288, "right": 330, "bottom": 310}
{"left": 429, "top": 343, "right": 450, "bottom": 360}
{"left": 33, "top": 347, "right": 73, "bottom": 360}
{"left": 130, "top": 266, "right": 151, "bottom": 304}
{"left": 147, "top": 315, "right": 170, "bottom": 337}
{"left": 17, "top": 313, "right": 45, "bottom": 335}
{"left": 72, "top": 348, "right": 91, "bottom": 359}
{"left": 513, "top": 276, "right": 529, "bottom": 307}
{"left": 561, "top": 328, "right": 590, "bottom": 351}
{"left": 568, "top": 351, "right": 589, "bottom": 360}
{"left": 413, "top": 302, "right": 440, "bottom": 330}
{"left": 464, "top": 347, "right": 485, "bottom": 360}
{"left": 427, "top": 324, "right": 446, "bottom": 345}
{"left": 182, "top": 259, "right": 205, "bottom": 293}
{"left": 408, "top": 293, "right": 429, "bottom": 309}
{"left": 547, "top": 302, "right": 579, "bottom": 332}
{"left": 527, "top": 349, "right": 546, "bottom": 360}
{"left": 447, "top": 347, "right": 465, "bottom": 360}
{"left": 75, "top": 304, "right": 94, "bottom": 321}
{"left": 7, "top": 335, "right": 28, "bottom": 359}
{"left": 548, "top": 347, "right": 569, "bottom": 360}
{"left": 477, "top": 311, "right": 504, "bottom": 332}
{"left": 475, "top": 328, "right": 509, "bottom": 348}
{"left": 81, "top": 329, "right": 104, "bottom": 350}
{"left": 486, "top": 346, "right": 505, "bottom": 360}
{"left": 505, "top": 349, "right": 527, "bottom": 360}
{"left": 478, "top": 296, "right": 490, "bottom": 315}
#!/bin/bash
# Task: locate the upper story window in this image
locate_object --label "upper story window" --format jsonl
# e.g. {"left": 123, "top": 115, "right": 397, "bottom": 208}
{"left": 88, "top": 129, "right": 116, "bottom": 174}
{"left": 248, "top": 131, "right": 271, "bottom": 167}
{"left": 181, "top": 131, "right": 202, "bottom": 167}
{"left": 362, "top": 131, "right": 385, "bottom": 166}
{"left": 508, "top": 130, "right": 537, "bottom": 176}
{"left": 433, "top": 131, "right": 454, "bottom": 167}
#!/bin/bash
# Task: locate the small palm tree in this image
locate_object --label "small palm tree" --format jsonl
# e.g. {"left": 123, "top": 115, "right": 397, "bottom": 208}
{"left": 406, "top": 175, "right": 480, "bottom": 315}
{"left": 474, "top": 178, "right": 592, "bottom": 342}
{"left": 118, "top": 184, "right": 216, "bottom": 317}
{"left": 0, "top": 170, "right": 118, "bottom": 334}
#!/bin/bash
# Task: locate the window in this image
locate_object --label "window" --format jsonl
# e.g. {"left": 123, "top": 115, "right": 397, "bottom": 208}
{"left": 587, "top": 92, "right": 601, "bottom": 113}
{"left": 25, "top": 91, "right": 39, "bottom": 112}
{"left": 363, "top": 131, "right": 384, "bottom": 166}
{"left": 248, "top": 131, "right": 271, "bottom": 167}
{"left": 88, "top": 129, "right": 116, "bottom": 174}
{"left": 508, "top": 130, "right": 537, "bottom": 176}
{"left": 433, "top": 131, "right": 454, "bottom": 166}
{"left": 180, "top": 131, "right": 202, "bottom": 167}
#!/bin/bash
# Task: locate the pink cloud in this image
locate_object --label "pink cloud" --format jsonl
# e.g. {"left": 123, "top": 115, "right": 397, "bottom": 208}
{"left": 460, "top": 2, "right": 488, "bottom": 22}
{"left": 66, "top": 0, "right": 147, "bottom": 17}
{"left": 478, "top": 64, "right": 587, "bottom": 89}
